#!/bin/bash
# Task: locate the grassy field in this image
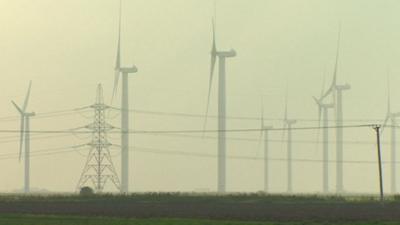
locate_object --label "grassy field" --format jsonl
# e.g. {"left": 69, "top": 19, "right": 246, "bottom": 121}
{"left": 0, "top": 192, "right": 388, "bottom": 203}
{"left": 0, "top": 215, "right": 397, "bottom": 225}
{"left": 0, "top": 193, "right": 398, "bottom": 223}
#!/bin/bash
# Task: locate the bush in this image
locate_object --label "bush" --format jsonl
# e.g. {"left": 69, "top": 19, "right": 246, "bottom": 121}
{"left": 79, "top": 186, "right": 94, "bottom": 197}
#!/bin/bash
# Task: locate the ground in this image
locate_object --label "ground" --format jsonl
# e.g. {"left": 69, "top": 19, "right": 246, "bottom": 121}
{"left": 0, "top": 193, "right": 398, "bottom": 224}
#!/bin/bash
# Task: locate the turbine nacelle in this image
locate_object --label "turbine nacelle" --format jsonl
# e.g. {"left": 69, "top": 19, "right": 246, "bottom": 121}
{"left": 217, "top": 49, "right": 236, "bottom": 58}
{"left": 390, "top": 112, "right": 400, "bottom": 118}
{"left": 336, "top": 84, "right": 351, "bottom": 91}
{"left": 313, "top": 96, "right": 334, "bottom": 109}
{"left": 262, "top": 125, "right": 273, "bottom": 130}
{"left": 323, "top": 103, "right": 334, "bottom": 108}
{"left": 26, "top": 112, "right": 36, "bottom": 117}
{"left": 120, "top": 65, "right": 138, "bottom": 74}
{"left": 285, "top": 119, "right": 297, "bottom": 125}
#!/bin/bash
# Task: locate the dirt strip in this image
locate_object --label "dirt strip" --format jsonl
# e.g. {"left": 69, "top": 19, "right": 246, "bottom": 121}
{"left": 0, "top": 200, "right": 398, "bottom": 222}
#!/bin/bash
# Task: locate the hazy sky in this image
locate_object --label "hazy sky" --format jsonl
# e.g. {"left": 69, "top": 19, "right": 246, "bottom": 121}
{"left": 0, "top": 0, "right": 399, "bottom": 194}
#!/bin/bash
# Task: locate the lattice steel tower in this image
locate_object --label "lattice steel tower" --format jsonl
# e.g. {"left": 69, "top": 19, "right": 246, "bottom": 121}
{"left": 77, "top": 84, "right": 121, "bottom": 192}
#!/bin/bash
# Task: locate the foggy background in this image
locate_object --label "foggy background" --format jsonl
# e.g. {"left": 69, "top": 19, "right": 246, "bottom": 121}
{"left": 0, "top": 0, "right": 398, "bottom": 193}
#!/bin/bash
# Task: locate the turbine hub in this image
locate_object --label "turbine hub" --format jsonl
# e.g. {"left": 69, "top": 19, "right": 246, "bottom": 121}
{"left": 217, "top": 49, "right": 236, "bottom": 58}
{"left": 26, "top": 112, "right": 35, "bottom": 117}
{"left": 336, "top": 84, "right": 351, "bottom": 90}
{"left": 120, "top": 65, "right": 138, "bottom": 74}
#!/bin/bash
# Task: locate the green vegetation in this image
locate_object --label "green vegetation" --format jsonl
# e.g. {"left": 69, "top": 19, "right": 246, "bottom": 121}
{"left": 0, "top": 192, "right": 391, "bottom": 203}
{"left": 0, "top": 194, "right": 396, "bottom": 224}
{"left": 0, "top": 215, "right": 396, "bottom": 225}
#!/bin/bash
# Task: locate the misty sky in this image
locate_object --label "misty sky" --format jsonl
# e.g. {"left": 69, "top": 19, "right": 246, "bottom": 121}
{"left": 0, "top": 0, "right": 399, "bottom": 194}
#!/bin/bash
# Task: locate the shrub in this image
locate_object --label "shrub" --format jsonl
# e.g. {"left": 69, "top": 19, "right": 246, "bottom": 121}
{"left": 79, "top": 186, "right": 94, "bottom": 197}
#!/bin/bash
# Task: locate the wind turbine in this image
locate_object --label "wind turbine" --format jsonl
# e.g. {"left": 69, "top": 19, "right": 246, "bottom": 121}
{"left": 204, "top": 19, "right": 236, "bottom": 193}
{"left": 313, "top": 81, "right": 334, "bottom": 194}
{"left": 12, "top": 81, "right": 35, "bottom": 194}
{"left": 259, "top": 100, "right": 273, "bottom": 193}
{"left": 111, "top": 0, "right": 138, "bottom": 194}
{"left": 320, "top": 26, "right": 350, "bottom": 194}
{"left": 381, "top": 75, "right": 400, "bottom": 194}
{"left": 283, "top": 93, "right": 296, "bottom": 193}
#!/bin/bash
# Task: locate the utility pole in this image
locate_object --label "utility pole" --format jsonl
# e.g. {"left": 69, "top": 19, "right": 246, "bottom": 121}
{"left": 77, "top": 84, "right": 121, "bottom": 193}
{"left": 373, "top": 125, "right": 384, "bottom": 204}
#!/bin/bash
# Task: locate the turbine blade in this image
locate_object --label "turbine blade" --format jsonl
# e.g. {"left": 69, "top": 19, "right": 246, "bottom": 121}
{"left": 284, "top": 89, "right": 288, "bottom": 122}
{"left": 320, "top": 68, "right": 327, "bottom": 98}
{"left": 111, "top": 70, "right": 120, "bottom": 104}
{"left": 210, "top": 19, "right": 217, "bottom": 80}
{"left": 203, "top": 19, "right": 218, "bottom": 132}
{"left": 203, "top": 59, "right": 216, "bottom": 132}
{"left": 332, "top": 24, "right": 341, "bottom": 87}
{"left": 18, "top": 116, "right": 25, "bottom": 162}
{"left": 281, "top": 123, "right": 287, "bottom": 147}
{"left": 318, "top": 106, "right": 322, "bottom": 127}
{"left": 381, "top": 115, "right": 390, "bottom": 135}
{"left": 313, "top": 96, "right": 323, "bottom": 154}
{"left": 11, "top": 101, "right": 23, "bottom": 114}
{"left": 332, "top": 90, "right": 337, "bottom": 119}
{"left": 320, "top": 86, "right": 333, "bottom": 102}
{"left": 387, "top": 71, "right": 391, "bottom": 115}
{"left": 261, "top": 96, "right": 265, "bottom": 129}
{"left": 115, "top": 24, "right": 121, "bottom": 70}
{"left": 321, "top": 26, "right": 341, "bottom": 102}
{"left": 312, "top": 96, "right": 320, "bottom": 105}
{"left": 312, "top": 97, "right": 322, "bottom": 125}
{"left": 111, "top": 0, "right": 122, "bottom": 105}
{"left": 22, "top": 81, "right": 32, "bottom": 112}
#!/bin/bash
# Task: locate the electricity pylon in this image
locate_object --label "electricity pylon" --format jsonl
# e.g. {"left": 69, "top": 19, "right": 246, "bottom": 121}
{"left": 77, "top": 84, "right": 121, "bottom": 193}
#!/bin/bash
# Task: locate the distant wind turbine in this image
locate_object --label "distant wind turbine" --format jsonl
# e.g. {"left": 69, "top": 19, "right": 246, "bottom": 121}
{"left": 381, "top": 75, "right": 400, "bottom": 194}
{"left": 259, "top": 99, "right": 273, "bottom": 193}
{"left": 320, "top": 25, "right": 350, "bottom": 194}
{"left": 313, "top": 79, "right": 334, "bottom": 194}
{"left": 282, "top": 93, "right": 296, "bottom": 193}
{"left": 111, "top": 0, "right": 138, "bottom": 194}
{"left": 204, "top": 18, "right": 236, "bottom": 193}
{"left": 12, "top": 81, "right": 35, "bottom": 194}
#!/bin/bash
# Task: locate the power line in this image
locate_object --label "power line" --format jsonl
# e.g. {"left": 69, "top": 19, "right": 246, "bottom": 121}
{"left": 0, "top": 106, "right": 385, "bottom": 124}
{"left": 0, "top": 143, "right": 391, "bottom": 165}
{"left": 135, "top": 132, "right": 390, "bottom": 146}
{"left": 0, "top": 129, "right": 385, "bottom": 146}
{"left": 0, "top": 124, "right": 376, "bottom": 135}
{"left": 0, "top": 144, "right": 87, "bottom": 160}
{"left": 0, "top": 133, "right": 73, "bottom": 144}
{"left": 126, "top": 124, "right": 375, "bottom": 134}
{"left": 0, "top": 108, "right": 91, "bottom": 122}
{"left": 109, "top": 107, "right": 384, "bottom": 123}
{"left": 130, "top": 146, "right": 386, "bottom": 164}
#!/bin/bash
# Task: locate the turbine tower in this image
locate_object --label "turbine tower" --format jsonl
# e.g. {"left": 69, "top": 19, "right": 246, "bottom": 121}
{"left": 382, "top": 76, "right": 400, "bottom": 194}
{"left": 111, "top": 0, "right": 138, "bottom": 194}
{"left": 204, "top": 19, "right": 236, "bottom": 193}
{"left": 320, "top": 26, "right": 350, "bottom": 194}
{"left": 259, "top": 101, "right": 273, "bottom": 193}
{"left": 12, "top": 81, "right": 35, "bottom": 194}
{"left": 313, "top": 80, "right": 334, "bottom": 193}
{"left": 283, "top": 94, "right": 296, "bottom": 193}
